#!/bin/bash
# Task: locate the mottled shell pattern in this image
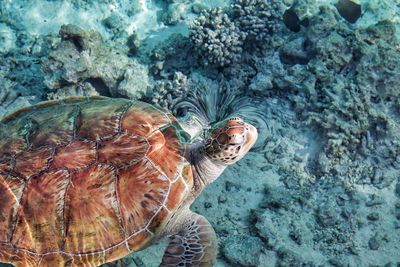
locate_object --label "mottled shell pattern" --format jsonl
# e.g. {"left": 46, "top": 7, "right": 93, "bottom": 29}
{"left": 0, "top": 97, "right": 194, "bottom": 266}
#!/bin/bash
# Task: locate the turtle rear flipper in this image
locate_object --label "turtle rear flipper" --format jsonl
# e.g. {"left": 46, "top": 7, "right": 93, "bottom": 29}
{"left": 160, "top": 212, "right": 216, "bottom": 267}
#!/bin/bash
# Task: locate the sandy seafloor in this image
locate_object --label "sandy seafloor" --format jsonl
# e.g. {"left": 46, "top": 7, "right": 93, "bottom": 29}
{"left": 1, "top": 0, "right": 400, "bottom": 266}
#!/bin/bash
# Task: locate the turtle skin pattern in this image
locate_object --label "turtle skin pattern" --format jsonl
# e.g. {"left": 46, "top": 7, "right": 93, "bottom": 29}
{"left": 0, "top": 97, "right": 193, "bottom": 267}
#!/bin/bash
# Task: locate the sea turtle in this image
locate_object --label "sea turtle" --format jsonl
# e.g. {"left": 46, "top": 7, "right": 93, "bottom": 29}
{"left": 0, "top": 96, "right": 258, "bottom": 267}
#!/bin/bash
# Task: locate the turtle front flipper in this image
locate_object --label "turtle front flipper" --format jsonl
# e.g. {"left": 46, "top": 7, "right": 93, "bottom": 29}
{"left": 160, "top": 212, "right": 217, "bottom": 267}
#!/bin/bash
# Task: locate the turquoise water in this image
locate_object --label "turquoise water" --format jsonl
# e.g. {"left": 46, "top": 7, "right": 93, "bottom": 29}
{"left": 1, "top": 0, "right": 400, "bottom": 266}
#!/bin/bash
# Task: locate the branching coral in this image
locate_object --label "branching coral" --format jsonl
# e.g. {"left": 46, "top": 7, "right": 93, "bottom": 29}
{"left": 190, "top": 8, "right": 246, "bottom": 67}
{"left": 231, "top": 0, "right": 281, "bottom": 42}
{"left": 189, "top": 0, "right": 282, "bottom": 66}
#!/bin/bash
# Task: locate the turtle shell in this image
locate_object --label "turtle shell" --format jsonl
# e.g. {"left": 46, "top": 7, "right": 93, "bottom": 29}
{"left": 0, "top": 97, "right": 193, "bottom": 266}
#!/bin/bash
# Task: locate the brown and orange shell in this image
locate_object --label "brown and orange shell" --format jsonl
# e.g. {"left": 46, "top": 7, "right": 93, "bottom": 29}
{"left": 0, "top": 96, "right": 193, "bottom": 266}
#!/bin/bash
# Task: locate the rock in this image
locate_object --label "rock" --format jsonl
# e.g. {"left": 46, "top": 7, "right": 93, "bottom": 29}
{"left": 42, "top": 25, "right": 149, "bottom": 99}
{"left": 249, "top": 73, "right": 273, "bottom": 94}
{"left": 204, "top": 202, "right": 212, "bottom": 209}
{"left": 127, "top": 32, "right": 140, "bottom": 55}
{"left": 365, "top": 195, "right": 385, "bottom": 207}
{"left": 395, "top": 210, "right": 400, "bottom": 221}
{"left": 316, "top": 206, "right": 341, "bottom": 227}
{"left": 0, "top": 79, "right": 37, "bottom": 118}
{"left": 368, "top": 236, "right": 380, "bottom": 250}
{"left": 191, "top": 3, "right": 207, "bottom": 14}
{"left": 222, "top": 235, "right": 262, "bottom": 267}
{"left": 366, "top": 212, "right": 380, "bottom": 221}
{"left": 218, "top": 195, "right": 227, "bottom": 203}
{"left": 254, "top": 213, "right": 279, "bottom": 247}
{"left": 46, "top": 83, "right": 99, "bottom": 100}
{"left": 254, "top": 52, "right": 317, "bottom": 96}
{"left": 0, "top": 23, "right": 16, "bottom": 54}
{"left": 116, "top": 62, "right": 150, "bottom": 99}
{"left": 276, "top": 248, "right": 305, "bottom": 266}
{"left": 395, "top": 183, "right": 400, "bottom": 198}
{"left": 225, "top": 181, "right": 240, "bottom": 192}
{"left": 259, "top": 186, "right": 292, "bottom": 211}
{"left": 371, "top": 168, "right": 397, "bottom": 189}
{"left": 149, "top": 34, "right": 194, "bottom": 78}
{"left": 288, "top": 227, "right": 302, "bottom": 245}
{"left": 279, "top": 37, "right": 310, "bottom": 65}
{"left": 102, "top": 13, "right": 123, "bottom": 33}
{"left": 162, "top": 3, "right": 186, "bottom": 25}
{"left": 328, "top": 258, "right": 348, "bottom": 267}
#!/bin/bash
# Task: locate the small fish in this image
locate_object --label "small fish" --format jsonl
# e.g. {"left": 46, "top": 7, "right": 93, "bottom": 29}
{"left": 283, "top": 8, "right": 309, "bottom": 33}
{"left": 335, "top": 0, "right": 362, "bottom": 24}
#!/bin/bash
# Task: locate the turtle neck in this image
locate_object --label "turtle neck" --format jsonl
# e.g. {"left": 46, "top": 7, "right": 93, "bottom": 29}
{"left": 188, "top": 143, "right": 227, "bottom": 195}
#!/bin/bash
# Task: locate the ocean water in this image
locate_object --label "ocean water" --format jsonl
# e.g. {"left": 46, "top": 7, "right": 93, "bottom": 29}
{"left": 0, "top": 0, "right": 400, "bottom": 266}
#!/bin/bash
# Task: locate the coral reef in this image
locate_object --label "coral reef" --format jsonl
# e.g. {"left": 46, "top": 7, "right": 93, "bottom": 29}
{"left": 189, "top": 0, "right": 284, "bottom": 67}
{"left": 231, "top": 0, "right": 282, "bottom": 42}
{"left": 190, "top": 8, "right": 246, "bottom": 67}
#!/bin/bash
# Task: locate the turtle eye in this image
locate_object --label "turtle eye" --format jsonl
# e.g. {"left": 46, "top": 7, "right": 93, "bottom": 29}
{"left": 176, "top": 107, "right": 188, "bottom": 117}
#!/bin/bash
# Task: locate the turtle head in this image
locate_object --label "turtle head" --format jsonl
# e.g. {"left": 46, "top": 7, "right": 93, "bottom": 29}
{"left": 204, "top": 117, "right": 258, "bottom": 165}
